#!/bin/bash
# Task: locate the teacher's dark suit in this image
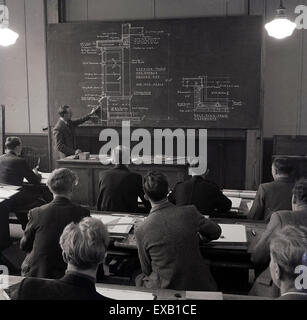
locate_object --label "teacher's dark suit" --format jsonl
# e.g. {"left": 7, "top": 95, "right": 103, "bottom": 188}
{"left": 96, "top": 165, "right": 150, "bottom": 213}
{"left": 169, "top": 176, "right": 232, "bottom": 216}
{"left": 9, "top": 272, "right": 112, "bottom": 300}
{"left": 53, "top": 115, "right": 91, "bottom": 159}
{"left": 135, "top": 201, "right": 221, "bottom": 291}
{"left": 250, "top": 209, "right": 307, "bottom": 297}
{"left": 20, "top": 197, "right": 90, "bottom": 279}
{"left": 247, "top": 177, "right": 295, "bottom": 222}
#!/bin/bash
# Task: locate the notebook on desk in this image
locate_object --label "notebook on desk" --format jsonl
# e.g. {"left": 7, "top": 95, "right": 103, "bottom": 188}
{"left": 0, "top": 188, "right": 20, "bottom": 199}
{"left": 228, "top": 197, "right": 242, "bottom": 210}
{"left": 210, "top": 224, "right": 247, "bottom": 247}
{"left": 91, "top": 214, "right": 135, "bottom": 237}
{"left": 96, "top": 287, "right": 154, "bottom": 300}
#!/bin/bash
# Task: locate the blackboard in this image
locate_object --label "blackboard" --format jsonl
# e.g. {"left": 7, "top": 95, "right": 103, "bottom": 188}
{"left": 47, "top": 16, "right": 262, "bottom": 129}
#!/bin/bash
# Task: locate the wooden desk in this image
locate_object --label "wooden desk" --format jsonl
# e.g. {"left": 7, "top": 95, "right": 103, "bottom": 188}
{"left": 57, "top": 155, "right": 188, "bottom": 207}
{"left": 108, "top": 214, "right": 265, "bottom": 253}
{"left": 0, "top": 275, "right": 270, "bottom": 300}
{"left": 92, "top": 211, "right": 265, "bottom": 275}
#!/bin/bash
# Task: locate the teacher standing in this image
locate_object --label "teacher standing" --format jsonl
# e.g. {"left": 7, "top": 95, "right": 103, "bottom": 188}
{"left": 53, "top": 105, "right": 99, "bottom": 159}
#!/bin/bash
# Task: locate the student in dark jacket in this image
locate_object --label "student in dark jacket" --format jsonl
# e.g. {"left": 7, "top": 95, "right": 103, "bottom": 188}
{"left": 20, "top": 168, "right": 90, "bottom": 279}
{"left": 53, "top": 105, "right": 99, "bottom": 159}
{"left": 0, "top": 137, "right": 43, "bottom": 231}
{"left": 248, "top": 157, "right": 295, "bottom": 222}
{"left": 135, "top": 171, "right": 221, "bottom": 291}
{"left": 168, "top": 166, "right": 231, "bottom": 216}
{"left": 10, "top": 217, "right": 111, "bottom": 300}
{"left": 270, "top": 226, "right": 307, "bottom": 300}
{"left": 97, "top": 145, "right": 150, "bottom": 213}
{"left": 249, "top": 178, "right": 307, "bottom": 297}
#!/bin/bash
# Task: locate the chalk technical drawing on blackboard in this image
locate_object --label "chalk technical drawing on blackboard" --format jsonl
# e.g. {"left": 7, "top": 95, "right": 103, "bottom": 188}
{"left": 96, "top": 23, "right": 133, "bottom": 124}
{"left": 95, "top": 23, "right": 171, "bottom": 125}
{"left": 181, "top": 76, "right": 241, "bottom": 112}
{"left": 178, "top": 76, "right": 243, "bottom": 121}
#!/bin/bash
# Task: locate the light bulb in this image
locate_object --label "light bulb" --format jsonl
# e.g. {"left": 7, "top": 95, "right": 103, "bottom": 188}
{"left": 265, "top": 18, "right": 297, "bottom": 39}
{"left": 0, "top": 27, "right": 19, "bottom": 46}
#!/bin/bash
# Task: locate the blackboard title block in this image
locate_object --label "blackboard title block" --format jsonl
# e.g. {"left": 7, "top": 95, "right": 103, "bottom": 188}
{"left": 48, "top": 16, "right": 262, "bottom": 129}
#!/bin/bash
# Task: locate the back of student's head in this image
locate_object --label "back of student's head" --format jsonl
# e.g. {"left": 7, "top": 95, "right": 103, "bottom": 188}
{"left": 111, "top": 145, "right": 130, "bottom": 165}
{"left": 143, "top": 171, "right": 168, "bottom": 202}
{"left": 270, "top": 225, "right": 307, "bottom": 282}
{"left": 60, "top": 217, "right": 109, "bottom": 270}
{"left": 292, "top": 178, "right": 307, "bottom": 205}
{"left": 47, "top": 168, "right": 78, "bottom": 195}
{"left": 5, "top": 136, "right": 21, "bottom": 150}
{"left": 272, "top": 157, "right": 294, "bottom": 175}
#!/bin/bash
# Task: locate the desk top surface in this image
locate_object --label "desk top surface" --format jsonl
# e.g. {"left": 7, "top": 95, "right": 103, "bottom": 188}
{"left": 0, "top": 275, "right": 270, "bottom": 300}
{"left": 0, "top": 184, "right": 21, "bottom": 200}
{"left": 57, "top": 154, "right": 189, "bottom": 166}
{"left": 91, "top": 211, "right": 265, "bottom": 253}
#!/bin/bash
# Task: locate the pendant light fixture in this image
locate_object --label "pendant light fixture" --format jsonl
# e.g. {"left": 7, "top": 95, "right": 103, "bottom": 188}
{"left": 0, "top": 1, "right": 19, "bottom": 47}
{"left": 265, "top": 0, "right": 297, "bottom": 39}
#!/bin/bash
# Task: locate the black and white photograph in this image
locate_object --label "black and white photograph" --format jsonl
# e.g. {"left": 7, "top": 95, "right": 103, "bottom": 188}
{"left": 0, "top": 0, "right": 307, "bottom": 311}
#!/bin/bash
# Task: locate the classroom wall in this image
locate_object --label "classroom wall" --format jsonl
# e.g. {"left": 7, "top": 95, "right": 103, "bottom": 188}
{"left": 0, "top": 0, "right": 48, "bottom": 134}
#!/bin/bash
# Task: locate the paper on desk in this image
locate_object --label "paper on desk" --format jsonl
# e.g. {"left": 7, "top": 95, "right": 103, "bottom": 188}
{"left": 214, "top": 224, "right": 247, "bottom": 243}
{"left": 228, "top": 197, "right": 242, "bottom": 209}
{"left": 96, "top": 287, "right": 154, "bottom": 300}
{"left": 186, "top": 291, "right": 223, "bottom": 300}
{"left": 0, "top": 184, "right": 20, "bottom": 190}
{"left": 91, "top": 214, "right": 134, "bottom": 234}
{"left": 0, "top": 289, "right": 10, "bottom": 300}
{"left": 0, "top": 189, "right": 19, "bottom": 199}
{"left": 246, "top": 200, "right": 254, "bottom": 211}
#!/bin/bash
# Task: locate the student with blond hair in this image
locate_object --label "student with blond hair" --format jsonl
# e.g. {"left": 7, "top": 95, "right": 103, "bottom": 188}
{"left": 270, "top": 226, "right": 307, "bottom": 300}
{"left": 10, "top": 217, "right": 111, "bottom": 300}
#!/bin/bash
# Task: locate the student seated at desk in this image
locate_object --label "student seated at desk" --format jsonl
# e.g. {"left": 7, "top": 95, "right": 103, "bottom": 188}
{"left": 0, "top": 137, "right": 44, "bottom": 229}
{"left": 9, "top": 217, "right": 111, "bottom": 300}
{"left": 247, "top": 157, "right": 295, "bottom": 222}
{"left": 269, "top": 226, "right": 307, "bottom": 300}
{"left": 20, "top": 168, "right": 90, "bottom": 279}
{"left": 135, "top": 171, "right": 221, "bottom": 291}
{"left": 96, "top": 145, "right": 150, "bottom": 213}
{"left": 250, "top": 178, "right": 307, "bottom": 297}
{"left": 168, "top": 162, "right": 232, "bottom": 216}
